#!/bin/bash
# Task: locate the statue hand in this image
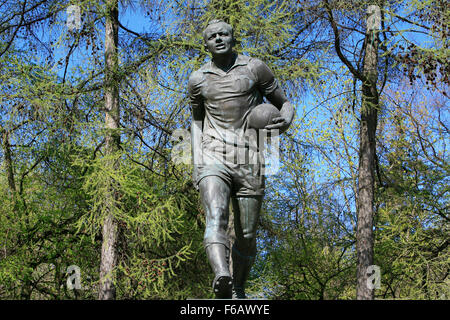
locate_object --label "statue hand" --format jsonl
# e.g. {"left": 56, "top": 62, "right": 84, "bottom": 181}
{"left": 264, "top": 116, "right": 289, "bottom": 134}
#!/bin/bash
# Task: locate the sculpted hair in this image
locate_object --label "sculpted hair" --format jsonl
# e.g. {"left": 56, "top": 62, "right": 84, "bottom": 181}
{"left": 202, "top": 19, "right": 234, "bottom": 40}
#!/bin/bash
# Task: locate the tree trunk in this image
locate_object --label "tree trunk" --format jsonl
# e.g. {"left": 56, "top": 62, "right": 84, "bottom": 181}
{"left": 1, "top": 128, "right": 16, "bottom": 262}
{"left": 99, "top": 0, "right": 120, "bottom": 300}
{"left": 356, "top": 4, "right": 380, "bottom": 300}
{"left": 1, "top": 129, "right": 16, "bottom": 195}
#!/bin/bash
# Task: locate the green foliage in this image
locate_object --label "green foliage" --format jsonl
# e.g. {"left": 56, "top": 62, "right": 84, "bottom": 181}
{"left": 0, "top": 0, "right": 447, "bottom": 300}
{"left": 373, "top": 91, "right": 449, "bottom": 299}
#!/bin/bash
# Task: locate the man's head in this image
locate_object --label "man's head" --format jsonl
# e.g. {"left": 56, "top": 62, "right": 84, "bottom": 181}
{"left": 202, "top": 19, "right": 235, "bottom": 56}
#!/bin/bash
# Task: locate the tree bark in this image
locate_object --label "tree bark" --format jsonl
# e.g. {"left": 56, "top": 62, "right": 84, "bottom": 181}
{"left": 356, "top": 4, "right": 380, "bottom": 300}
{"left": 1, "top": 129, "right": 17, "bottom": 195}
{"left": 99, "top": 0, "right": 120, "bottom": 300}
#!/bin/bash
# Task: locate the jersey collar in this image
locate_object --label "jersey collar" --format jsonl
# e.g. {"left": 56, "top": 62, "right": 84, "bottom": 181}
{"left": 202, "top": 53, "right": 248, "bottom": 75}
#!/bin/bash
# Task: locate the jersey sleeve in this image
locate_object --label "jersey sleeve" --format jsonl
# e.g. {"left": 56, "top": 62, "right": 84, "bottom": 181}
{"left": 187, "top": 71, "right": 204, "bottom": 113}
{"left": 252, "top": 58, "right": 280, "bottom": 97}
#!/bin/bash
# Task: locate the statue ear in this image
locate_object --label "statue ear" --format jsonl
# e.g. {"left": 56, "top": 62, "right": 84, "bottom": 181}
{"left": 204, "top": 44, "right": 209, "bottom": 52}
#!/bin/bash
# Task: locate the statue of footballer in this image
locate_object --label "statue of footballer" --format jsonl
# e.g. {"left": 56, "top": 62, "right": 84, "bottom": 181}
{"left": 188, "top": 19, "right": 294, "bottom": 299}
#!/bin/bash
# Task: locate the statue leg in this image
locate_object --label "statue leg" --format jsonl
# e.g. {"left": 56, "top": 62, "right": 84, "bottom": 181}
{"left": 199, "top": 175, "right": 232, "bottom": 299}
{"left": 231, "top": 195, "right": 263, "bottom": 299}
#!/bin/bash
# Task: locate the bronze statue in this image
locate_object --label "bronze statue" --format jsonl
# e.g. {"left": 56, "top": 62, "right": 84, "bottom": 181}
{"left": 188, "top": 19, "right": 294, "bottom": 299}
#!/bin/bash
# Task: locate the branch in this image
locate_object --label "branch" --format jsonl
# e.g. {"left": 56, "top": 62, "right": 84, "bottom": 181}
{"left": 323, "top": 0, "right": 365, "bottom": 82}
{"left": 0, "top": 0, "right": 27, "bottom": 57}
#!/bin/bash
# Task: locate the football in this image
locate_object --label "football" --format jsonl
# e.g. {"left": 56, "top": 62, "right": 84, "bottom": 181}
{"left": 247, "top": 103, "right": 281, "bottom": 129}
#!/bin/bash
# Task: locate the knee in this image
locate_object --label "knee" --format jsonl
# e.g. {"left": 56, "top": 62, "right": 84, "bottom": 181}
{"left": 208, "top": 199, "right": 228, "bottom": 215}
{"left": 203, "top": 205, "right": 230, "bottom": 247}
{"left": 202, "top": 193, "right": 229, "bottom": 221}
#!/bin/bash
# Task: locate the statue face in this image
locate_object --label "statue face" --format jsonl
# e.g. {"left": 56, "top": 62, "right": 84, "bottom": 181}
{"left": 203, "top": 22, "right": 234, "bottom": 56}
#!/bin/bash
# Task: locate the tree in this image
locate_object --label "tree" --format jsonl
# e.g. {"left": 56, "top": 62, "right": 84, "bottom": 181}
{"left": 258, "top": 0, "right": 448, "bottom": 300}
{"left": 373, "top": 82, "right": 449, "bottom": 299}
{"left": 0, "top": 0, "right": 206, "bottom": 299}
{"left": 356, "top": 3, "right": 381, "bottom": 300}
{"left": 98, "top": 0, "right": 120, "bottom": 300}
{"left": 0, "top": 0, "right": 447, "bottom": 300}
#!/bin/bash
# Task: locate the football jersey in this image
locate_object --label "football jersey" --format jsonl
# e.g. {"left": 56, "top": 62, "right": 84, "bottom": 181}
{"left": 188, "top": 53, "right": 279, "bottom": 157}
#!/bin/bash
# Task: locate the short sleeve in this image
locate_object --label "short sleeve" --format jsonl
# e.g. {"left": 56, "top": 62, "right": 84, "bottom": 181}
{"left": 252, "top": 59, "right": 279, "bottom": 97}
{"left": 187, "top": 71, "right": 204, "bottom": 112}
